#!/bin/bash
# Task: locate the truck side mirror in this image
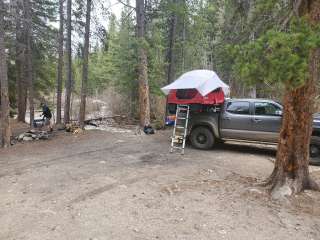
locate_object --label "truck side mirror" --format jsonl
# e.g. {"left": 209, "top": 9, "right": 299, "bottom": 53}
{"left": 275, "top": 110, "right": 283, "bottom": 116}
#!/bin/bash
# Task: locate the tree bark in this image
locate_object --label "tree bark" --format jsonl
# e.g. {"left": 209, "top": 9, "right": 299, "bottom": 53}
{"left": 23, "top": 0, "right": 34, "bottom": 127}
{"left": 79, "top": 0, "right": 91, "bottom": 128}
{"left": 266, "top": 0, "right": 320, "bottom": 196}
{"left": 56, "top": 0, "right": 64, "bottom": 124}
{"left": 166, "top": 0, "right": 178, "bottom": 84}
{"left": 136, "top": 0, "right": 151, "bottom": 126}
{"left": 15, "top": 0, "right": 27, "bottom": 123}
{"left": 64, "top": 0, "right": 72, "bottom": 124}
{"left": 0, "top": 0, "right": 12, "bottom": 147}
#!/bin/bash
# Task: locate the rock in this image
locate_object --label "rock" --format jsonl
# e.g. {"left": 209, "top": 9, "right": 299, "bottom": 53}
{"left": 27, "top": 129, "right": 37, "bottom": 134}
{"left": 218, "top": 229, "right": 227, "bottom": 235}
{"left": 39, "top": 134, "right": 49, "bottom": 140}
{"left": 23, "top": 136, "right": 33, "bottom": 141}
{"left": 271, "top": 185, "right": 292, "bottom": 200}
{"left": 304, "top": 190, "right": 315, "bottom": 198}
{"left": 18, "top": 134, "right": 25, "bottom": 141}
{"left": 248, "top": 188, "right": 263, "bottom": 195}
{"left": 17, "top": 130, "right": 50, "bottom": 142}
{"left": 10, "top": 139, "right": 17, "bottom": 145}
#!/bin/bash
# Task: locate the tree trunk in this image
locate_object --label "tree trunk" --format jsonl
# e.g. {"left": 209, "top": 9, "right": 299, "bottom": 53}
{"left": 56, "top": 0, "right": 64, "bottom": 124}
{"left": 79, "top": 0, "right": 91, "bottom": 128}
{"left": 181, "top": 7, "right": 186, "bottom": 72}
{"left": 0, "top": 0, "right": 12, "bottom": 147}
{"left": 266, "top": 0, "right": 320, "bottom": 196}
{"left": 248, "top": 86, "right": 256, "bottom": 98}
{"left": 15, "top": 0, "right": 27, "bottom": 123}
{"left": 64, "top": 0, "right": 72, "bottom": 124}
{"left": 136, "top": 0, "right": 151, "bottom": 127}
{"left": 166, "top": 0, "right": 178, "bottom": 84}
{"left": 23, "top": 0, "right": 34, "bottom": 127}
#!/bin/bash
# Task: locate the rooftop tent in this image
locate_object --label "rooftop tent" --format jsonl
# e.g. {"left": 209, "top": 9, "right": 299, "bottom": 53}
{"left": 161, "top": 70, "right": 230, "bottom": 105}
{"left": 161, "top": 70, "right": 230, "bottom": 97}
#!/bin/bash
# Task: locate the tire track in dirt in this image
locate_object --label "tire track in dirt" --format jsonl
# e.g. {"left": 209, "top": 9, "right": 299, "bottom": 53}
{"left": 69, "top": 174, "right": 158, "bottom": 204}
{"left": 0, "top": 145, "right": 119, "bottom": 179}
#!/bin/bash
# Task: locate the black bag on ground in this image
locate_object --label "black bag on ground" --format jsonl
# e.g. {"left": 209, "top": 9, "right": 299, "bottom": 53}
{"left": 143, "top": 125, "right": 155, "bottom": 134}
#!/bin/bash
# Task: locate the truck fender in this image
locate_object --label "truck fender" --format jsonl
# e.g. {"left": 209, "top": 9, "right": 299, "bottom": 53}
{"left": 189, "top": 121, "right": 220, "bottom": 139}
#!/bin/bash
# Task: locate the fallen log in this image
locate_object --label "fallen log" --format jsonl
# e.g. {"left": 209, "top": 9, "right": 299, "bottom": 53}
{"left": 70, "top": 115, "right": 122, "bottom": 123}
{"left": 84, "top": 115, "right": 122, "bottom": 124}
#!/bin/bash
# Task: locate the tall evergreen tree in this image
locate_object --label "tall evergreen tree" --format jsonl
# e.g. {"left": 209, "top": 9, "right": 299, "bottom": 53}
{"left": 136, "top": 0, "right": 151, "bottom": 126}
{"left": 23, "top": 0, "right": 34, "bottom": 126}
{"left": 0, "top": 0, "right": 12, "bottom": 147}
{"left": 15, "top": 0, "right": 27, "bottom": 122}
{"left": 166, "top": 0, "right": 178, "bottom": 84}
{"left": 64, "top": 0, "right": 72, "bottom": 124}
{"left": 266, "top": 0, "right": 320, "bottom": 195}
{"left": 233, "top": 0, "right": 320, "bottom": 195}
{"left": 79, "top": 0, "right": 92, "bottom": 128}
{"left": 56, "top": 0, "right": 64, "bottom": 124}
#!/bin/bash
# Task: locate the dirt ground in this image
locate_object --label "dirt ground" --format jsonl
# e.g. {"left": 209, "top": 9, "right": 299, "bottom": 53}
{"left": 1, "top": 128, "right": 320, "bottom": 240}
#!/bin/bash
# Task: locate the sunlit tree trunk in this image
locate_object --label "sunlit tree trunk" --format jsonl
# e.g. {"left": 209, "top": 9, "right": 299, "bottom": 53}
{"left": 0, "top": 0, "right": 12, "bottom": 147}
{"left": 56, "top": 0, "right": 64, "bottom": 124}
{"left": 64, "top": 0, "right": 72, "bottom": 124}
{"left": 136, "top": 0, "right": 151, "bottom": 126}
{"left": 15, "top": 0, "right": 27, "bottom": 123}
{"left": 79, "top": 0, "right": 91, "bottom": 128}
{"left": 23, "top": 0, "right": 34, "bottom": 127}
{"left": 266, "top": 0, "right": 320, "bottom": 196}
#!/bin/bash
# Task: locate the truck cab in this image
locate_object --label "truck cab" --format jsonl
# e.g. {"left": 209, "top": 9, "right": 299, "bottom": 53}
{"left": 188, "top": 99, "right": 320, "bottom": 162}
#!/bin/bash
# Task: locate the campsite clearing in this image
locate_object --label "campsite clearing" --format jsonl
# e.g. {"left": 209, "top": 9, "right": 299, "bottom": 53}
{"left": 1, "top": 129, "right": 320, "bottom": 240}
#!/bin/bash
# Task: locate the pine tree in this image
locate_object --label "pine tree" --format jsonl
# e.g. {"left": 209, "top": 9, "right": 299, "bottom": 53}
{"left": 79, "top": 0, "right": 92, "bottom": 128}
{"left": 136, "top": 0, "right": 151, "bottom": 126}
{"left": 64, "top": 0, "right": 72, "bottom": 124}
{"left": 56, "top": 0, "right": 64, "bottom": 124}
{"left": 0, "top": 0, "right": 12, "bottom": 147}
{"left": 233, "top": 0, "right": 320, "bottom": 196}
{"left": 266, "top": 0, "right": 320, "bottom": 196}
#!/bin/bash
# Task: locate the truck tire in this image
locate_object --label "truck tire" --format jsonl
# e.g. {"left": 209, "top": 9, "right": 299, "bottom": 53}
{"left": 310, "top": 144, "right": 320, "bottom": 158}
{"left": 190, "top": 126, "right": 215, "bottom": 150}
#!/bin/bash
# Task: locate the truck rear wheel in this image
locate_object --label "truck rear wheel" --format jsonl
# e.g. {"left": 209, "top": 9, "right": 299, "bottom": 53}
{"left": 190, "top": 126, "right": 214, "bottom": 150}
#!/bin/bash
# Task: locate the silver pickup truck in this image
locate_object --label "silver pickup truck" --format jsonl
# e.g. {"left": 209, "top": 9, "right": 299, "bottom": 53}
{"left": 188, "top": 99, "right": 320, "bottom": 164}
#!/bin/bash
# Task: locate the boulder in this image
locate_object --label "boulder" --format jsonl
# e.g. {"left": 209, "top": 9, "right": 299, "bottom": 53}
{"left": 23, "top": 136, "right": 33, "bottom": 141}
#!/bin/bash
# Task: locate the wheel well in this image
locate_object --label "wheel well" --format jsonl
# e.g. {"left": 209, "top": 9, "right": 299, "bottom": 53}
{"left": 190, "top": 124, "right": 215, "bottom": 137}
{"left": 312, "top": 130, "right": 320, "bottom": 137}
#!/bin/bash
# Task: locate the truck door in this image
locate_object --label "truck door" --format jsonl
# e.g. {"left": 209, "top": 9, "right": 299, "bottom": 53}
{"left": 220, "top": 101, "right": 254, "bottom": 140}
{"left": 251, "top": 101, "right": 282, "bottom": 142}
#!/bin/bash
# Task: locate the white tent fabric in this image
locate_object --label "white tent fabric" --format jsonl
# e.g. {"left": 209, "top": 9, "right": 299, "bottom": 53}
{"left": 161, "top": 70, "right": 230, "bottom": 97}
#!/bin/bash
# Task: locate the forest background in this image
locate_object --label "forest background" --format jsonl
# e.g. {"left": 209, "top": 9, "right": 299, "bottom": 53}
{"left": 2, "top": 0, "right": 296, "bottom": 125}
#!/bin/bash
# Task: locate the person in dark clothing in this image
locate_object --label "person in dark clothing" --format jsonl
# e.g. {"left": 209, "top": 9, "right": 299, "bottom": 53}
{"left": 42, "top": 104, "right": 52, "bottom": 119}
{"left": 41, "top": 103, "right": 53, "bottom": 131}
